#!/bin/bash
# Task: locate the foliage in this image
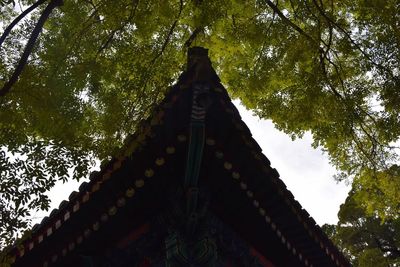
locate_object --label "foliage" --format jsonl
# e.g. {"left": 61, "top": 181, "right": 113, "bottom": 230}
{"left": 0, "top": 0, "right": 399, "bottom": 254}
{"left": 323, "top": 188, "right": 400, "bottom": 266}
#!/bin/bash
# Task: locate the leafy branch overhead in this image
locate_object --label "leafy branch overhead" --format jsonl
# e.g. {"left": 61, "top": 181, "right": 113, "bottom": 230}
{"left": 323, "top": 185, "right": 400, "bottom": 266}
{"left": 0, "top": 0, "right": 399, "bottom": 258}
{"left": 0, "top": 0, "right": 63, "bottom": 97}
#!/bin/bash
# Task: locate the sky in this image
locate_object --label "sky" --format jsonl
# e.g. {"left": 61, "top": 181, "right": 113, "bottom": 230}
{"left": 32, "top": 101, "right": 350, "bottom": 226}
{"left": 232, "top": 100, "right": 350, "bottom": 225}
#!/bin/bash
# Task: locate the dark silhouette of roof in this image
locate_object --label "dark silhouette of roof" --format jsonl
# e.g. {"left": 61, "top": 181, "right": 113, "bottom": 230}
{"left": 9, "top": 47, "right": 351, "bottom": 267}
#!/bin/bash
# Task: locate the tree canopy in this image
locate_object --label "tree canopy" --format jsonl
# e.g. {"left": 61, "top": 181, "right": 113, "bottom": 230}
{"left": 323, "top": 187, "right": 400, "bottom": 266}
{"left": 0, "top": 0, "right": 399, "bottom": 260}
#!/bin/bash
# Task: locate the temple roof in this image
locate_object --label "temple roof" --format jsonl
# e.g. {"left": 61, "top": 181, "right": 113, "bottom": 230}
{"left": 9, "top": 47, "right": 351, "bottom": 267}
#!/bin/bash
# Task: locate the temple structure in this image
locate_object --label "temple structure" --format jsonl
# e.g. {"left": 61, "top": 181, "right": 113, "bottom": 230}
{"left": 10, "top": 47, "right": 351, "bottom": 267}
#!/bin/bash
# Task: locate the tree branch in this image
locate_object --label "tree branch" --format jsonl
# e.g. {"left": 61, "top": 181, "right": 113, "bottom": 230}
{"left": 184, "top": 27, "right": 203, "bottom": 48}
{"left": 264, "top": 0, "right": 319, "bottom": 47}
{"left": 0, "top": 0, "right": 63, "bottom": 97}
{"left": 123, "top": 0, "right": 184, "bottom": 131}
{"left": 263, "top": 0, "right": 387, "bottom": 173}
{"left": 150, "top": 0, "right": 184, "bottom": 64}
{"left": 96, "top": 0, "right": 138, "bottom": 56}
{"left": 311, "top": 0, "right": 394, "bottom": 77}
{"left": 0, "top": 0, "right": 15, "bottom": 7}
{"left": 0, "top": 0, "right": 47, "bottom": 49}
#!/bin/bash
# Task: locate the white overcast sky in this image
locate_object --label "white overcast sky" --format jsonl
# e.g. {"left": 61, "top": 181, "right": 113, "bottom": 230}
{"left": 33, "top": 101, "right": 350, "bottom": 226}
{"left": 232, "top": 100, "right": 350, "bottom": 225}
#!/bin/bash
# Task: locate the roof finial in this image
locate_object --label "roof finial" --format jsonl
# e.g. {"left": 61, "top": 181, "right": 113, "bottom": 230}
{"left": 187, "top": 47, "right": 216, "bottom": 83}
{"left": 187, "top": 46, "right": 209, "bottom": 69}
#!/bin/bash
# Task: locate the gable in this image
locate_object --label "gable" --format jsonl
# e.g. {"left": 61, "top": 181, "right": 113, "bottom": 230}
{"left": 9, "top": 47, "right": 350, "bottom": 267}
